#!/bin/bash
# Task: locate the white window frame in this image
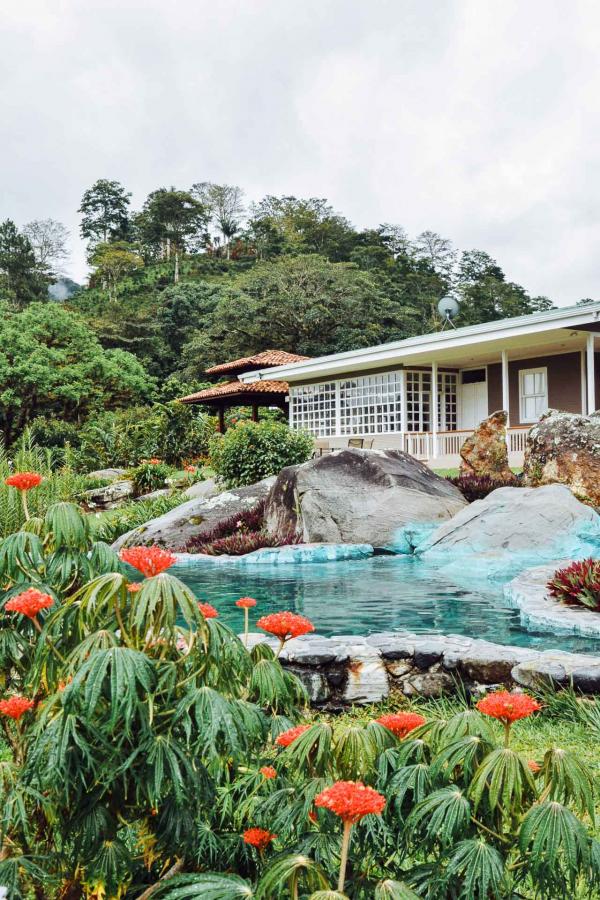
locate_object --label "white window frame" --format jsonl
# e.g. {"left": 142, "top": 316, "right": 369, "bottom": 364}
{"left": 519, "top": 366, "right": 548, "bottom": 423}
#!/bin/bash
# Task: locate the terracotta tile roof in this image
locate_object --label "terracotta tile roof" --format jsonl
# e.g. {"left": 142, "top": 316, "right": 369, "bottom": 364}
{"left": 205, "top": 350, "right": 310, "bottom": 375}
{"left": 179, "top": 379, "right": 290, "bottom": 403}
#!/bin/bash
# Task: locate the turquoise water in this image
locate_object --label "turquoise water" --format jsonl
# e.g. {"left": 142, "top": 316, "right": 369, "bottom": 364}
{"left": 173, "top": 555, "right": 600, "bottom": 655}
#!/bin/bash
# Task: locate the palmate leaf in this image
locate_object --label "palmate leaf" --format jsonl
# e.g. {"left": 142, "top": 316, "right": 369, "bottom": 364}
{"left": 374, "top": 880, "right": 421, "bottom": 899}
{"left": 175, "top": 686, "right": 248, "bottom": 758}
{"left": 518, "top": 801, "right": 591, "bottom": 895}
{"left": 84, "top": 836, "right": 132, "bottom": 897}
{"left": 405, "top": 786, "right": 472, "bottom": 848}
{"left": 389, "top": 763, "right": 431, "bottom": 810}
{"left": 89, "top": 539, "right": 124, "bottom": 575}
{"left": 65, "top": 646, "right": 155, "bottom": 731}
{"left": 0, "top": 530, "right": 45, "bottom": 581}
{"left": 308, "top": 893, "right": 347, "bottom": 900}
{"left": 541, "top": 747, "right": 595, "bottom": 820}
{"left": 469, "top": 748, "right": 536, "bottom": 815}
{"left": 280, "top": 723, "right": 333, "bottom": 776}
{"left": 249, "top": 658, "right": 306, "bottom": 713}
{"left": 444, "top": 838, "right": 505, "bottom": 899}
{"left": 63, "top": 571, "right": 128, "bottom": 631}
{"left": 430, "top": 734, "right": 494, "bottom": 783}
{"left": 203, "top": 619, "right": 252, "bottom": 690}
{"left": 129, "top": 572, "right": 205, "bottom": 643}
{"left": 152, "top": 872, "right": 254, "bottom": 899}
{"left": 437, "top": 709, "right": 495, "bottom": 744}
{"left": 45, "top": 546, "right": 94, "bottom": 592}
{"left": 44, "top": 501, "right": 90, "bottom": 550}
{"left": 256, "top": 853, "right": 329, "bottom": 899}
{"left": 333, "top": 723, "right": 380, "bottom": 780}
{"left": 138, "top": 730, "right": 208, "bottom": 806}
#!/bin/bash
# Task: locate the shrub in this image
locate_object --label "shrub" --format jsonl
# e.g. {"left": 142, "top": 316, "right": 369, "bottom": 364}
{"left": 209, "top": 420, "right": 313, "bottom": 488}
{"left": 547, "top": 558, "right": 600, "bottom": 610}
{"left": 196, "top": 529, "right": 298, "bottom": 556}
{"left": 447, "top": 472, "right": 521, "bottom": 502}
{"left": 130, "top": 459, "right": 174, "bottom": 495}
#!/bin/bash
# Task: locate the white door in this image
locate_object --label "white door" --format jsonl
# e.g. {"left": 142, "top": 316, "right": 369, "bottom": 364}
{"left": 461, "top": 381, "right": 488, "bottom": 429}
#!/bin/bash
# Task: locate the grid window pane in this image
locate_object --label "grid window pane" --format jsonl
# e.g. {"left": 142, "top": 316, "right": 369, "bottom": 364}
{"left": 519, "top": 368, "right": 548, "bottom": 423}
{"left": 339, "top": 372, "right": 403, "bottom": 434}
{"left": 289, "top": 383, "right": 337, "bottom": 436}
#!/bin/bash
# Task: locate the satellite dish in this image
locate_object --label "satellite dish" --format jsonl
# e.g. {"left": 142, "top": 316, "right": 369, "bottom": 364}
{"left": 437, "top": 295, "right": 459, "bottom": 329}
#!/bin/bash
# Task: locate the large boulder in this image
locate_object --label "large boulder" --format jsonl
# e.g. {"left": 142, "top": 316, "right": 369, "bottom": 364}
{"left": 523, "top": 409, "right": 600, "bottom": 505}
{"left": 112, "top": 476, "right": 276, "bottom": 550}
{"left": 264, "top": 449, "right": 467, "bottom": 548}
{"left": 417, "top": 484, "right": 600, "bottom": 578}
{"left": 459, "top": 410, "right": 517, "bottom": 481}
{"left": 84, "top": 479, "right": 134, "bottom": 508}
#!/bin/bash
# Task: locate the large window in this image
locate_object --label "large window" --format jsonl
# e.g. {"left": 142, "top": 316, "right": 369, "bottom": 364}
{"left": 339, "top": 372, "right": 403, "bottom": 434}
{"left": 289, "top": 382, "right": 337, "bottom": 436}
{"left": 519, "top": 367, "right": 548, "bottom": 423}
{"left": 290, "top": 369, "right": 457, "bottom": 436}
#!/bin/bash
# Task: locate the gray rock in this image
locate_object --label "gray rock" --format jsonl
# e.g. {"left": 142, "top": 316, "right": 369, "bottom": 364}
{"left": 443, "top": 639, "right": 538, "bottom": 683}
{"left": 135, "top": 488, "right": 172, "bottom": 501}
{"left": 85, "top": 479, "right": 134, "bottom": 508}
{"left": 88, "top": 468, "right": 128, "bottom": 481}
{"left": 365, "top": 632, "right": 416, "bottom": 659}
{"left": 182, "top": 478, "right": 219, "bottom": 500}
{"left": 385, "top": 660, "right": 414, "bottom": 679}
{"left": 264, "top": 449, "right": 467, "bottom": 548}
{"left": 112, "top": 476, "right": 276, "bottom": 550}
{"left": 523, "top": 409, "right": 600, "bottom": 505}
{"left": 419, "top": 484, "right": 598, "bottom": 560}
{"left": 403, "top": 672, "right": 454, "bottom": 698}
{"left": 331, "top": 636, "right": 389, "bottom": 704}
{"left": 511, "top": 657, "right": 569, "bottom": 689}
{"left": 286, "top": 667, "right": 331, "bottom": 703}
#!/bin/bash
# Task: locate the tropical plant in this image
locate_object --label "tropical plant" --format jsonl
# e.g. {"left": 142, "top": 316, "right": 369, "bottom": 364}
{"left": 130, "top": 459, "right": 174, "bottom": 495}
{"left": 209, "top": 421, "right": 313, "bottom": 489}
{"left": 446, "top": 472, "right": 521, "bottom": 503}
{"left": 547, "top": 558, "right": 600, "bottom": 611}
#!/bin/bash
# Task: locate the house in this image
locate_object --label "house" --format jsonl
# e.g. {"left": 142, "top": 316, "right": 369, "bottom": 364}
{"left": 237, "top": 302, "right": 600, "bottom": 467}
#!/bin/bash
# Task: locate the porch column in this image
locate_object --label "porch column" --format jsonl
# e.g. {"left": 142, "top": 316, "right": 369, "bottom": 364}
{"left": 431, "top": 362, "right": 438, "bottom": 458}
{"left": 251, "top": 404, "right": 259, "bottom": 422}
{"left": 217, "top": 406, "right": 225, "bottom": 433}
{"left": 587, "top": 333, "right": 596, "bottom": 414}
{"left": 400, "top": 369, "right": 407, "bottom": 449}
{"left": 501, "top": 350, "right": 510, "bottom": 426}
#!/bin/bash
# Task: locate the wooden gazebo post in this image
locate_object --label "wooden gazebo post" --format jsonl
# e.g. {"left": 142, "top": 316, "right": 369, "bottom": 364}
{"left": 217, "top": 407, "right": 225, "bottom": 433}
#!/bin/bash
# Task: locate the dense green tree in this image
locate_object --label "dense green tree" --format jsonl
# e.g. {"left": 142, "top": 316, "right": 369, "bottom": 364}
{"left": 134, "top": 188, "right": 209, "bottom": 282}
{"left": 78, "top": 178, "right": 132, "bottom": 246}
{"left": 455, "top": 250, "right": 552, "bottom": 324}
{"left": 0, "top": 220, "right": 49, "bottom": 306}
{"left": 180, "top": 254, "right": 401, "bottom": 377}
{"left": 245, "top": 195, "right": 357, "bottom": 261}
{"left": 0, "top": 302, "right": 152, "bottom": 444}
{"left": 156, "top": 281, "right": 223, "bottom": 368}
{"left": 90, "top": 241, "right": 144, "bottom": 301}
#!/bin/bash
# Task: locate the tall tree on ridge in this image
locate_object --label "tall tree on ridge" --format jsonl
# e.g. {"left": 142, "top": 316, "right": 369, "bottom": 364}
{"left": 134, "top": 188, "right": 208, "bottom": 283}
{"left": 78, "top": 179, "right": 131, "bottom": 247}
{"left": 0, "top": 220, "right": 49, "bottom": 307}
{"left": 191, "top": 182, "right": 245, "bottom": 259}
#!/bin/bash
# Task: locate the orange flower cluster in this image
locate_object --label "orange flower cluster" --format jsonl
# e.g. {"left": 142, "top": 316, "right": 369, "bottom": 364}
{"left": 315, "top": 780, "right": 386, "bottom": 824}
{"left": 184, "top": 464, "right": 197, "bottom": 473}
{"left": 5, "top": 472, "right": 43, "bottom": 491}
{"left": 119, "top": 546, "right": 177, "bottom": 577}
{"left": 127, "top": 583, "right": 142, "bottom": 593}
{"left": 275, "top": 724, "right": 311, "bottom": 747}
{"left": 259, "top": 765, "right": 276, "bottom": 779}
{"left": 375, "top": 712, "right": 426, "bottom": 738}
{"left": 5, "top": 588, "right": 53, "bottom": 619}
{"left": 0, "top": 695, "right": 35, "bottom": 720}
{"left": 528, "top": 760, "right": 542, "bottom": 773}
{"left": 198, "top": 602, "right": 218, "bottom": 619}
{"left": 242, "top": 827, "right": 276, "bottom": 850}
{"left": 476, "top": 690, "right": 541, "bottom": 724}
{"left": 236, "top": 597, "right": 257, "bottom": 609}
{"left": 256, "top": 611, "right": 314, "bottom": 641}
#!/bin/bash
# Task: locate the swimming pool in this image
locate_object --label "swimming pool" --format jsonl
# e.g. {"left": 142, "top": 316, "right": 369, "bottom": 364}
{"left": 174, "top": 555, "right": 600, "bottom": 655}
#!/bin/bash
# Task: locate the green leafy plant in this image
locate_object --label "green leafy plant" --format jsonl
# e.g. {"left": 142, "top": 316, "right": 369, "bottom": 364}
{"left": 95, "top": 492, "right": 187, "bottom": 543}
{"left": 130, "top": 459, "right": 174, "bottom": 495}
{"left": 209, "top": 421, "right": 313, "bottom": 489}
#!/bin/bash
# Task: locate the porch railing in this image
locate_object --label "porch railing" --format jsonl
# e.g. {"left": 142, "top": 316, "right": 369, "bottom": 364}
{"left": 401, "top": 427, "right": 529, "bottom": 459}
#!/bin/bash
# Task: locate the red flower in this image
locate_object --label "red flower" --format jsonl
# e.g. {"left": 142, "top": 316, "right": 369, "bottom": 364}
{"left": 528, "top": 760, "right": 542, "bottom": 773}
{"left": 476, "top": 691, "right": 541, "bottom": 724}
{"left": 257, "top": 611, "right": 314, "bottom": 641}
{"left": 198, "top": 602, "right": 218, "bottom": 619}
{"left": 119, "top": 546, "right": 177, "bottom": 577}
{"left": 0, "top": 695, "right": 35, "bottom": 720}
{"left": 236, "top": 597, "right": 257, "bottom": 609}
{"left": 315, "top": 781, "right": 386, "bottom": 824}
{"left": 375, "top": 712, "right": 426, "bottom": 738}
{"left": 5, "top": 472, "right": 43, "bottom": 491}
{"left": 275, "top": 724, "right": 311, "bottom": 747}
{"left": 127, "top": 582, "right": 142, "bottom": 593}
{"left": 5, "top": 588, "right": 53, "bottom": 619}
{"left": 184, "top": 464, "right": 197, "bottom": 473}
{"left": 243, "top": 827, "right": 276, "bottom": 850}
{"left": 149, "top": 458, "right": 161, "bottom": 465}
{"left": 260, "top": 765, "right": 276, "bottom": 779}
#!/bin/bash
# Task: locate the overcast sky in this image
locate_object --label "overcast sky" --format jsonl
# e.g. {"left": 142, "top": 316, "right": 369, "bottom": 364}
{"left": 1, "top": 0, "right": 599, "bottom": 304}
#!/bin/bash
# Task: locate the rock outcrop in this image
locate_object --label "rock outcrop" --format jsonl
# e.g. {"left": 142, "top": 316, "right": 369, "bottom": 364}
{"left": 459, "top": 410, "right": 517, "bottom": 481}
{"left": 87, "top": 468, "right": 128, "bottom": 482}
{"left": 112, "top": 476, "right": 276, "bottom": 550}
{"left": 523, "top": 409, "right": 600, "bottom": 505}
{"left": 416, "top": 484, "right": 600, "bottom": 578}
{"left": 84, "top": 479, "right": 134, "bottom": 508}
{"left": 264, "top": 449, "right": 467, "bottom": 549}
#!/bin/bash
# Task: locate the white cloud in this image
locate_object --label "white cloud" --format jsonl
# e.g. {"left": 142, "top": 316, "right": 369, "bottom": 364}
{"left": 1, "top": 0, "right": 600, "bottom": 303}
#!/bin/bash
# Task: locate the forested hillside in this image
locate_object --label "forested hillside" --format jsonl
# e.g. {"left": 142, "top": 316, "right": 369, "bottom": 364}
{"left": 0, "top": 179, "right": 554, "bottom": 448}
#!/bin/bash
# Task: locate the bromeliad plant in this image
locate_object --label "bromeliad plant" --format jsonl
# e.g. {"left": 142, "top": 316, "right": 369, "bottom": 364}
{"left": 548, "top": 557, "right": 600, "bottom": 611}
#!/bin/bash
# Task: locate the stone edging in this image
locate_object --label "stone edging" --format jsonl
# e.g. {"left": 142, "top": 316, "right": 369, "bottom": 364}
{"left": 244, "top": 629, "right": 600, "bottom": 706}
{"left": 505, "top": 563, "right": 600, "bottom": 638}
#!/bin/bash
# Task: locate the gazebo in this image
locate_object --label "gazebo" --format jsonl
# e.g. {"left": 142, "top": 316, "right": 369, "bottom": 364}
{"left": 179, "top": 350, "right": 310, "bottom": 432}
